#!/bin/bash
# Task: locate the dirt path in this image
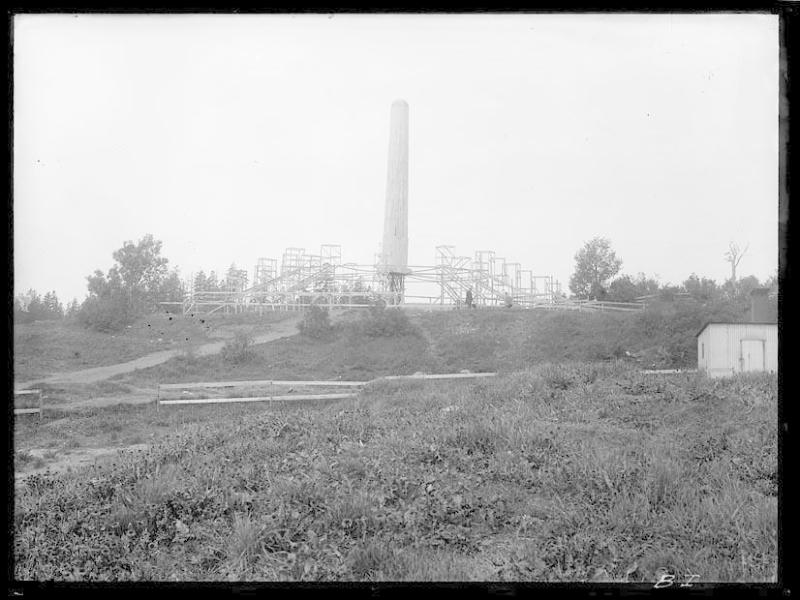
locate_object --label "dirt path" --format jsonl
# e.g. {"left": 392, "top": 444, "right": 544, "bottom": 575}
{"left": 16, "top": 316, "right": 302, "bottom": 389}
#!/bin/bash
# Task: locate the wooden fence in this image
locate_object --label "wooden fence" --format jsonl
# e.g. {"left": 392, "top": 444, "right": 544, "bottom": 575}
{"left": 156, "top": 372, "right": 497, "bottom": 409}
{"left": 14, "top": 389, "right": 43, "bottom": 420}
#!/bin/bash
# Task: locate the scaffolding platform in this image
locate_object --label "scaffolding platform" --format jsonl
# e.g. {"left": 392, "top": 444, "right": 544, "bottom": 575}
{"left": 168, "top": 243, "right": 641, "bottom": 316}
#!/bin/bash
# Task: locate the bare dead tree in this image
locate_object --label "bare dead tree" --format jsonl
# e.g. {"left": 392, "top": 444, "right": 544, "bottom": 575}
{"left": 724, "top": 242, "right": 749, "bottom": 283}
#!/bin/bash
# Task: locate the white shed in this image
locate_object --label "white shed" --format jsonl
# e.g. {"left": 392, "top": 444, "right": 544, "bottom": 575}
{"left": 696, "top": 322, "right": 778, "bottom": 378}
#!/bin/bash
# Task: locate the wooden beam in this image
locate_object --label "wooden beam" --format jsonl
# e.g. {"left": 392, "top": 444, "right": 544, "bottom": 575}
{"left": 379, "top": 373, "right": 496, "bottom": 381}
{"left": 158, "top": 393, "right": 357, "bottom": 406}
{"left": 159, "top": 379, "right": 367, "bottom": 391}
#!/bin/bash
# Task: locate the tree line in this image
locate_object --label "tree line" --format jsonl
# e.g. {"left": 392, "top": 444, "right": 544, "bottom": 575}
{"left": 568, "top": 237, "right": 777, "bottom": 309}
{"left": 14, "top": 289, "right": 77, "bottom": 323}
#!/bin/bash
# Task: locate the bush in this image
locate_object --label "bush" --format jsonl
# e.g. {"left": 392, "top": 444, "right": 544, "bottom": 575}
{"left": 359, "top": 302, "right": 418, "bottom": 338}
{"left": 176, "top": 343, "right": 199, "bottom": 368}
{"left": 298, "top": 304, "right": 333, "bottom": 339}
{"left": 221, "top": 331, "right": 253, "bottom": 364}
{"left": 628, "top": 299, "right": 747, "bottom": 368}
{"left": 77, "top": 294, "right": 136, "bottom": 333}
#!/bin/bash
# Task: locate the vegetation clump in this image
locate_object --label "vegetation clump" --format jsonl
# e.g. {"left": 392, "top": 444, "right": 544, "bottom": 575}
{"left": 357, "top": 301, "right": 420, "bottom": 338}
{"left": 77, "top": 235, "right": 184, "bottom": 332}
{"left": 298, "top": 304, "right": 334, "bottom": 339}
{"left": 221, "top": 331, "right": 254, "bottom": 365}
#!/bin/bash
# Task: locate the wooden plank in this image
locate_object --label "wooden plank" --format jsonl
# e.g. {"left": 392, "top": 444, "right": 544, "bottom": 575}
{"left": 379, "top": 373, "right": 496, "bottom": 381}
{"left": 14, "top": 408, "right": 41, "bottom": 415}
{"left": 158, "top": 392, "right": 357, "bottom": 406}
{"left": 14, "top": 389, "right": 42, "bottom": 395}
{"left": 159, "top": 379, "right": 366, "bottom": 391}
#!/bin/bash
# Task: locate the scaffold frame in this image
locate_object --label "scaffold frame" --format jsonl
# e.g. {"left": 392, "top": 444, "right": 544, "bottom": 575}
{"left": 166, "top": 243, "right": 639, "bottom": 316}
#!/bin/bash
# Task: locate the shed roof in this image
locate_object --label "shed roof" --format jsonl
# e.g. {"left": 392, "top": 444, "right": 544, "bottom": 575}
{"left": 695, "top": 321, "right": 778, "bottom": 338}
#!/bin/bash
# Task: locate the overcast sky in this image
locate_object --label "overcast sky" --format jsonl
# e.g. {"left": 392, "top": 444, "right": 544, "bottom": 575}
{"left": 14, "top": 13, "right": 779, "bottom": 304}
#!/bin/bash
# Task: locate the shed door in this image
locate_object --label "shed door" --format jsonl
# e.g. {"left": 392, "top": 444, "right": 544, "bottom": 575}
{"left": 741, "top": 340, "right": 765, "bottom": 372}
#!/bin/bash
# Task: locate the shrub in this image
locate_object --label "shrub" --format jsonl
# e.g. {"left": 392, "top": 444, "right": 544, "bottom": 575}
{"left": 177, "top": 343, "right": 199, "bottom": 367}
{"left": 77, "top": 294, "right": 136, "bottom": 333}
{"left": 540, "top": 364, "right": 577, "bottom": 390}
{"left": 222, "top": 331, "right": 254, "bottom": 364}
{"left": 298, "top": 304, "right": 333, "bottom": 339}
{"left": 359, "top": 302, "right": 418, "bottom": 338}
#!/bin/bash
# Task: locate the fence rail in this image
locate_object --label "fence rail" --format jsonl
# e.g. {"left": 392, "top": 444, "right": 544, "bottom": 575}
{"left": 158, "top": 393, "right": 358, "bottom": 406}
{"left": 158, "top": 379, "right": 365, "bottom": 391}
{"left": 14, "top": 389, "right": 43, "bottom": 420}
{"left": 380, "top": 373, "right": 497, "bottom": 381}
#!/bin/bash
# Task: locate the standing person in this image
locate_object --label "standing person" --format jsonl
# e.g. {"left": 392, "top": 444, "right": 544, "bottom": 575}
{"left": 465, "top": 288, "right": 473, "bottom": 309}
{"left": 504, "top": 292, "right": 513, "bottom": 308}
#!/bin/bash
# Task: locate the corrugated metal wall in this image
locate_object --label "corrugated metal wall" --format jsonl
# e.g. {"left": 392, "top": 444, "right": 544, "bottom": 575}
{"left": 699, "top": 323, "right": 778, "bottom": 378}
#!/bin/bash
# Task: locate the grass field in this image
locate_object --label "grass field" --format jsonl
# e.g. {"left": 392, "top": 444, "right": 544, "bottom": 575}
{"left": 13, "top": 364, "right": 777, "bottom": 582}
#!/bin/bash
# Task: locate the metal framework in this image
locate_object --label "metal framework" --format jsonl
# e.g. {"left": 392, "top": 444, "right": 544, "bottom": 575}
{"left": 168, "top": 243, "right": 647, "bottom": 316}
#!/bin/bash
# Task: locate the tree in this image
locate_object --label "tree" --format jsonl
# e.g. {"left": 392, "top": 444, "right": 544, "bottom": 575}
{"left": 736, "top": 274, "right": 762, "bottom": 299}
{"left": 79, "top": 234, "right": 171, "bottom": 331}
{"left": 569, "top": 237, "right": 623, "bottom": 299}
{"left": 65, "top": 298, "right": 81, "bottom": 320}
{"left": 42, "top": 291, "right": 64, "bottom": 319}
{"left": 26, "top": 291, "right": 48, "bottom": 321}
{"left": 14, "top": 291, "right": 36, "bottom": 323}
{"left": 683, "top": 273, "right": 719, "bottom": 303}
{"left": 112, "top": 234, "right": 169, "bottom": 311}
{"left": 607, "top": 273, "right": 662, "bottom": 302}
{"left": 14, "top": 289, "right": 66, "bottom": 321}
{"left": 764, "top": 270, "right": 778, "bottom": 293}
{"left": 225, "top": 263, "right": 248, "bottom": 292}
{"left": 159, "top": 268, "right": 185, "bottom": 303}
{"left": 724, "top": 241, "right": 748, "bottom": 283}
{"left": 193, "top": 270, "right": 208, "bottom": 293}
{"left": 207, "top": 271, "right": 220, "bottom": 291}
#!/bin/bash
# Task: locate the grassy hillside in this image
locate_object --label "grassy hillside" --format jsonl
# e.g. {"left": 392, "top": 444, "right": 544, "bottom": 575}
{"left": 13, "top": 311, "right": 297, "bottom": 382}
{"left": 109, "top": 331, "right": 434, "bottom": 388}
{"left": 415, "top": 299, "right": 750, "bottom": 370}
{"left": 15, "top": 298, "right": 749, "bottom": 385}
{"left": 14, "top": 365, "right": 776, "bottom": 582}
{"left": 98, "top": 301, "right": 746, "bottom": 394}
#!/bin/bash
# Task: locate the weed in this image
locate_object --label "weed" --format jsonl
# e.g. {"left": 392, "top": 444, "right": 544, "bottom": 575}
{"left": 346, "top": 540, "right": 396, "bottom": 579}
{"left": 356, "top": 302, "right": 420, "bottom": 338}
{"left": 227, "top": 512, "right": 263, "bottom": 569}
{"left": 108, "top": 502, "right": 144, "bottom": 535}
{"left": 221, "top": 331, "right": 254, "bottom": 365}
{"left": 540, "top": 364, "right": 576, "bottom": 390}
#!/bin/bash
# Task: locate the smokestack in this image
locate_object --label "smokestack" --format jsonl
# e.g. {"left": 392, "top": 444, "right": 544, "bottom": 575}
{"left": 750, "top": 288, "right": 771, "bottom": 323}
{"left": 382, "top": 100, "right": 409, "bottom": 291}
